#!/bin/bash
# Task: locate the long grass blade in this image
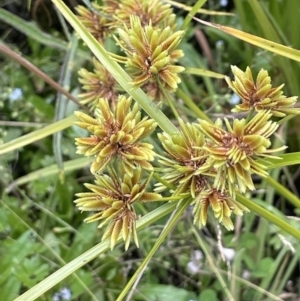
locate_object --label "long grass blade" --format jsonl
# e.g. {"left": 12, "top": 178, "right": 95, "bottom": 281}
{"left": 183, "top": 67, "right": 224, "bottom": 78}
{"left": 6, "top": 157, "right": 92, "bottom": 193}
{"left": 194, "top": 18, "right": 300, "bottom": 62}
{"left": 261, "top": 153, "right": 300, "bottom": 169}
{"left": 53, "top": 35, "right": 79, "bottom": 181}
{"left": 0, "top": 115, "right": 77, "bottom": 155}
{"left": 164, "top": 0, "right": 234, "bottom": 16}
{"left": 236, "top": 193, "right": 300, "bottom": 240}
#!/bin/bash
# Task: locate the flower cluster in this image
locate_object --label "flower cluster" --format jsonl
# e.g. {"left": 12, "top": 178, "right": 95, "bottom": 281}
{"left": 74, "top": 0, "right": 295, "bottom": 246}
{"left": 78, "top": 58, "right": 119, "bottom": 111}
{"left": 76, "top": 0, "right": 183, "bottom": 103}
{"left": 74, "top": 0, "right": 183, "bottom": 249}
{"left": 192, "top": 189, "right": 247, "bottom": 230}
{"left": 226, "top": 66, "right": 300, "bottom": 117}
{"left": 154, "top": 66, "right": 297, "bottom": 230}
{"left": 75, "top": 166, "right": 161, "bottom": 249}
{"left": 156, "top": 108, "right": 288, "bottom": 229}
{"left": 156, "top": 119, "right": 250, "bottom": 230}
{"left": 198, "top": 111, "right": 286, "bottom": 197}
{"left": 115, "top": 15, "right": 185, "bottom": 97}
{"left": 76, "top": 0, "right": 176, "bottom": 44}
{"left": 156, "top": 119, "right": 209, "bottom": 197}
{"left": 75, "top": 95, "right": 157, "bottom": 175}
{"left": 102, "top": 0, "right": 176, "bottom": 30}
{"left": 76, "top": 4, "right": 112, "bottom": 44}
{"left": 74, "top": 94, "right": 159, "bottom": 249}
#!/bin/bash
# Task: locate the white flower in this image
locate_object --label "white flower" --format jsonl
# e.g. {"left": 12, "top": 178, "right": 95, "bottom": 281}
{"left": 220, "top": 246, "right": 235, "bottom": 261}
{"left": 187, "top": 250, "right": 203, "bottom": 275}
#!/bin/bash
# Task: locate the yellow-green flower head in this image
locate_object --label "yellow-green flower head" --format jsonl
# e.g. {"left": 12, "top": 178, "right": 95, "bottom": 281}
{"left": 226, "top": 66, "right": 300, "bottom": 117}
{"left": 75, "top": 166, "right": 161, "bottom": 250}
{"left": 156, "top": 119, "right": 210, "bottom": 197}
{"left": 192, "top": 188, "right": 249, "bottom": 230}
{"left": 78, "top": 58, "right": 119, "bottom": 111}
{"left": 75, "top": 95, "right": 157, "bottom": 174}
{"left": 115, "top": 15, "right": 185, "bottom": 92}
{"left": 198, "top": 111, "right": 286, "bottom": 196}
{"left": 156, "top": 119, "right": 251, "bottom": 231}
{"left": 103, "top": 0, "right": 176, "bottom": 30}
{"left": 76, "top": 4, "right": 112, "bottom": 44}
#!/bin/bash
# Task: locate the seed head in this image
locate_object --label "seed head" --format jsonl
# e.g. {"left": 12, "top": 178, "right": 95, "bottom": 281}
{"left": 115, "top": 15, "right": 185, "bottom": 92}
{"left": 75, "top": 95, "right": 157, "bottom": 174}
{"left": 75, "top": 166, "right": 161, "bottom": 249}
{"left": 78, "top": 58, "right": 119, "bottom": 111}
{"left": 104, "top": 0, "right": 176, "bottom": 30}
{"left": 156, "top": 119, "right": 210, "bottom": 197}
{"left": 198, "top": 111, "right": 286, "bottom": 196}
{"left": 157, "top": 119, "right": 249, "bottom": 230}
{"left": 76, "top": 4, "right": 111, "bottom": 44}
{"left": 192, "top": 188, "right": 249, "bottom": 230}
{"left": 226, "top": 66, "right": 300, "bottom": 117}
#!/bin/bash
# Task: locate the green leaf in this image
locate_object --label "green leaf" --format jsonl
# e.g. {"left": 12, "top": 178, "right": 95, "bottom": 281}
{"left": 252, "top": 257, "right": 274, "bottom": 278}
{"left": 2, "top": 231, "right": 36, "bottom": 271}
{"left": 242, "top": 254, "right": 256, "bottom": 271}
{"left": 14, "top": 202, "right": 178, "bottom": 301}
{"left": 27, "top": 95, "right": 54, "bottom": 119}
{"left": 236, "top": 193, "right": 300, "bottom": 241}
{"left": 65, "top": 223, "right": 98, "bottom": 261}
{"left": 70, "top": 269, "right": 94, "bottom": 297}
{"left": 238, "top": 233, "right": 259, "bottom": 250}
{"left": 198, "top": 289, "right": 220, "bottom": 301}
{"left": 16, "top": 256, "right": 49, "bottom": 288}
{"left": 262, "top": 153, "right": 300, "bottom": 169}
{"left": 0, "top": 277, "right": 21, "bottom": 301}
{"left": 183, "top": 67, "right": 224, "bottom": 79}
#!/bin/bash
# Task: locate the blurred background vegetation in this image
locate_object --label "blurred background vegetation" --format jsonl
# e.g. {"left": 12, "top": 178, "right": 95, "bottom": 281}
{"left": 1, "top": 0, "right": 300, "bottom": 300}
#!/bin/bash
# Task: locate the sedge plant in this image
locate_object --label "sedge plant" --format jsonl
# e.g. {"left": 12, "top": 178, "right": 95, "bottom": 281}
{"left": 70, "top": 0, "right": 300, "bottom": 250}
{"left": 1, "top": 0, "right": 300, "bottom": 300}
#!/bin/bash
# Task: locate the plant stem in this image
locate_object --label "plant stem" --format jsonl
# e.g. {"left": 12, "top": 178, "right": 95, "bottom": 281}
{"left": 115, "top": 198, "right": 191, "bottom": 301}
{"left": 158, "top": 78, "right": 180, "bottom": 120}
{"left": 0, "top": 42, "right": 85, "bottom": 110}
{"left": 177, "top": 88, "right": 212, "bottom": 122}
{"left": 181, "top": 0, "right": 208, "bottom": 30}
{"left": 264, "top": 175, "right": 300, "bottom": 209}
{"left": 236, "top": 193, "right": 300, "bottom": 240}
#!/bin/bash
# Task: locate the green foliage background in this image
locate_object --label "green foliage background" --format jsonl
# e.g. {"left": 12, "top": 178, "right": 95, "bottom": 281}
{"left": 1, "top": 0, "right": 300, "bottom": 300}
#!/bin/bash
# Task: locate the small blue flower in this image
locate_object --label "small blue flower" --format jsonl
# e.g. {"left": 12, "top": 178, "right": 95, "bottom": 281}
{"left": 230, "top": 93, "right": 240, "bottom": 105}
{"left": 9, "top": 88, "right": 23, "bottom": 102}
{"left": 52, "top": 287, "right": 72, "bottom": 301}
{"left": 220, "top": 0, "right": 228, "bottom": 6}
{"left": 215, "top": 40, "right": 224, "bottom": 49}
